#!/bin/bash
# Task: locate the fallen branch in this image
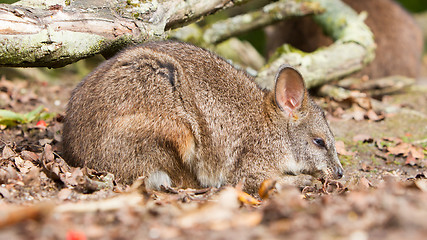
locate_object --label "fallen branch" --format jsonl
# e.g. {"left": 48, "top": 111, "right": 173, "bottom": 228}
{"left": 337, "top": 75, "right": 416, "bottom": 97}
{"left": 0, "top": 0, "right": 250, "bottom": 67}
{"left": 203, "top": 0, "right": 324, "bottom": 44}
{"left": 0, "top": 202, "right": 53, "bottom": 228}
{"left": 255, "top": 0, "right": 376, "bottom": 89}
{"left": 55, "top": 192, "right": 144, "bottom": 213}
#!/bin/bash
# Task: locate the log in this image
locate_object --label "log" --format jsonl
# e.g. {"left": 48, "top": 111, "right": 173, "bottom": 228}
{"left": 202, "top": 0, "right": 324, "bottom": 44}
{"left": 255, "top": 0, "right": 376, "bottom": 89}
{"left": 0, "top": 0, "right": 250, "bottom": 67}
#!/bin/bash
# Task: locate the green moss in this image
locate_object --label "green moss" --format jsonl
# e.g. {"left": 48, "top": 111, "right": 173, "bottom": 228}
{"left": 339, "top": 155, "right": 355, "bottom": 168}
{"left": 268, "top": 44, "right": 308, "bottom": 64}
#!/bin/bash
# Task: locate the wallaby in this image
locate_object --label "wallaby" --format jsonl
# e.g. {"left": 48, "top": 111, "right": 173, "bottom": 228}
{"left": 62, "top": 41, "right": 343, "bottom": 193}
{"left": 265, "top": 0, "right": 423, "bottom": 79}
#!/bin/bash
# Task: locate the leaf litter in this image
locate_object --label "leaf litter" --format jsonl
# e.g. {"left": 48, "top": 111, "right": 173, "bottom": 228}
{"left": 1, "top": 75, "right": 427, "bottom": 239}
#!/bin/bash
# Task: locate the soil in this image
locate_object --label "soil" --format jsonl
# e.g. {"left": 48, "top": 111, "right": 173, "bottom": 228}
{"left": 0, "top": 61, "right": 427, "bottom": 240}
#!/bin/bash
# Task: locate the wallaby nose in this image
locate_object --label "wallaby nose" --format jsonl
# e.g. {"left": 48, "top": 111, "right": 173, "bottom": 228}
{"left": 336, "top": 167, "right": 344, "bottom": 179}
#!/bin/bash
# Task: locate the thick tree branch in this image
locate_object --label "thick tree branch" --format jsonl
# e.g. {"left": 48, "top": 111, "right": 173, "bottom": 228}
{"left": 255, "top": 0, "right": 376, "bottom": 89}
{"left": 166, "top": 0, "right": 250, "bottom": 29}
{"left": 0, "top": 0, "right": 250, "bottom": 67}
{"left": 203, "top": 0, "right": 324, "bottom": 44}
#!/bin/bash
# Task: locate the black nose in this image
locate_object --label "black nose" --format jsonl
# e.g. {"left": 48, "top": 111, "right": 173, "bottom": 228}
{"left": 336, "top": 167, "right": 344, "bottom": 179}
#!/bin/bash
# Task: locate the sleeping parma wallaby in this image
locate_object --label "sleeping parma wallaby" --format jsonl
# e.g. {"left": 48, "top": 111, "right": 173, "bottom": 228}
{"left": 62, "top": 41, "right": 344, "bottom": 193}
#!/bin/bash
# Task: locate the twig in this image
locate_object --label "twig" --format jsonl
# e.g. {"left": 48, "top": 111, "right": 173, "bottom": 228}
{"left": 203, "top": 0, "right": 323, "bottom": 44}
{"left": 55, "top": 193, "right": 144, "bottom": 213}
{"left": 337, "top": 75, "right": 415, "bottom": 97}
{"left": 371, "top": 99, "right": 427, "bottom": 119}
{"left": 412, "top": 138, "right": 427, "bottom": 145}
{"left": 0, "top": 202, "right": 53, "bottom": 229}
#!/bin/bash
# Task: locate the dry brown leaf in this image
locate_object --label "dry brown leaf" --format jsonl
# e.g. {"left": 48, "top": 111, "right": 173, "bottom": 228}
{"left": 353, "top": 97, "right": 372, "bottom": 109}
{"left": 405, "top": 152, "right": 417, "bottom": 166}
{"left": 258, "top": 179, "right": 276, "bottom": 200}
{"left": 57, "top": 188, "right": 73, "bottom": 201}
{"left": 387, "top": 142, "right": 412, "bottom": 156}
{"left": 2, "top": 146, "right": 15, "bottom": 159}
{"left": 0, "top": 186, "right": 10, "bottom": 199}
{"left": 387, "top": 142, "right": 424, "bottom": 159}
{"left": 353, "top": 134, "right": 373, "bottom": 142}
{"left": 14, "top": 156, "right": 36, "bottom": 174}
{"left": 237, "top": 190, "right": 261, "bottom": 205}
{"left": 366, "top": 109, "right": 385, "bottom": 121}
{"left": 322, "top": 179, "right": 347, "bottom": 194}
{"left": 358, "top": 177, "right": 373, "bottom": 189}
{"left": 335, "top": 141, "right": 355, "bottom": 156}
{"left": 409, "top": 146, "right": 425, "bottom": 159}
{"left": 0, "top": 164, "right": 19, "bottom": 184}
{"left": 20, "top": 150, "right": 40, "bottom": 163}
{"left": 414, "top": 179, "right": 427, "bottom": 192}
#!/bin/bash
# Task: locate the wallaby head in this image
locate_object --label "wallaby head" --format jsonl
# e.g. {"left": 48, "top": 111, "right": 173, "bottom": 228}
{"left": 271, "top": 65, "right": 343, "bottom": 180}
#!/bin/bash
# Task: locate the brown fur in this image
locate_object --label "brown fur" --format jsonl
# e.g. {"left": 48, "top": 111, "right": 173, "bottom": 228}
{"left": 62, "top": 41, "right": 343, "bottom": 193}
{"left": 265, "top": 0, "right": 423, "bottom": 78}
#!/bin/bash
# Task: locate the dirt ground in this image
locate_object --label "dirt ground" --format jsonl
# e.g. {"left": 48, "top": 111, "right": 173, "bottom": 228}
{"left": 0, "top": 59, "right": 427, "bottom": 240}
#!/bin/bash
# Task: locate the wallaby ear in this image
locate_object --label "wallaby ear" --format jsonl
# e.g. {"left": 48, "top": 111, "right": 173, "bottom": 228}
{"left": 274, "top": 65, "right": 306, "bottom": 116}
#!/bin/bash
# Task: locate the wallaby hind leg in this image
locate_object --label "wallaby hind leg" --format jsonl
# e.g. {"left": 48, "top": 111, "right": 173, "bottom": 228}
{"left": 96, "top": 113, "right": 199, "bottom": 188}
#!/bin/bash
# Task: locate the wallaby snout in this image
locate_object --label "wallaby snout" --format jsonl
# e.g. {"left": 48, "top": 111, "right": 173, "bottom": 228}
{"left": 323, "top": 164, "right": 344, "bottom": 180}
{"left": 336, "top": 166, "right": 344, "bottom": 179}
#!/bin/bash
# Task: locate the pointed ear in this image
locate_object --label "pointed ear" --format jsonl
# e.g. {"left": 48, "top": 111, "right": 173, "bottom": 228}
{"left": 274, "top": 65, "right": 306, "bottom": 116}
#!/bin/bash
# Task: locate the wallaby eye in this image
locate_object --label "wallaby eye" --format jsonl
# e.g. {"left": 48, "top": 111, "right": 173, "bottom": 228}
{"left": 313, "top": 138, "right": 326, "bottom": 148}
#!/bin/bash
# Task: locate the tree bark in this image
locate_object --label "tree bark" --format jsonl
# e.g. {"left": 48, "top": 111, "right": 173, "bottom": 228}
{"left": 0, "top": 0, "right": 249, "bottom": 67}
{"left": 255, "top": 0, "right": 376, "bottom": 89}
{"left": 0, "top": 0, "right": 376, "bottom": 90}
{"left": 202, "top": 0, "right": 324, "bottom": 44}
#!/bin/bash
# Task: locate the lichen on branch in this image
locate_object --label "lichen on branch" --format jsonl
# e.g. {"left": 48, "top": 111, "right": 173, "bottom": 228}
{"left": 255, "top": 0, "right": 376, "bottom": 89}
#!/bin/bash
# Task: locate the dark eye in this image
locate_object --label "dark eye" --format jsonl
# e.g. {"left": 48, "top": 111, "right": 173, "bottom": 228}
{"left": 313, "top": 138, "right": 326, "bottom": 148}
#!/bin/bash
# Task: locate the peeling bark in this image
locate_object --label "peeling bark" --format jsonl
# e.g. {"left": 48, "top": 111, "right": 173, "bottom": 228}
{"left": 0, "top": 0, "right": 250, "bottom": 67}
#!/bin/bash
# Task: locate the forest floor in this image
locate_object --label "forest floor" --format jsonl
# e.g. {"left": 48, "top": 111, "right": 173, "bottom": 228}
{"left": 0, "top": 62, "right": 427, "bottom": 240}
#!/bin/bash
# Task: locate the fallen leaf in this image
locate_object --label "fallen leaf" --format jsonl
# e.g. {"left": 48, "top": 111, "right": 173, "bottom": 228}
{"left": 14, "top": 156, "right": 35, "bottom": 174}
{"left": 354, "top": 96, "right": 372, "bottom": 109}
{"left": 322, "top": 179, "right": 347, "bottom": 194}
{"left": 358, "top": 177, "right": 373, "bottom": 189}
{"left": 2, "top": 146, "right": 15, "bottom": 159}
{"left": 366, "top": 109, "right": 384, "bottom": 121}
{"left": 0, "top": 186, "right": 10, "bottom": 199}
{"left": 387, "top": 142, "right": 412, "bottom": 156}
{"left": 20, "top": 150, "right": 40, "bottom": 163}
{"left": 57, "top": 188, "right": 73, "bottom": 201}
{"left": 405, "top": 152, "right": 417, "bottom": 166}
{"left": 258, "top": 179, "right": 276, "bottom": 200}
{"left": 237, "top": 190, "right": 261, "bottom": 205}
{"left": 335, "top": 141, "right": 355, "bottom": 156}
{"left": 414, "top": 179, "right": 427, "bottom": 192}
{"left": 353, "top": 134, "right": 373, "bottom": 143}
{"left": 409, "top": 146, "right": 424, "bottom": 159}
